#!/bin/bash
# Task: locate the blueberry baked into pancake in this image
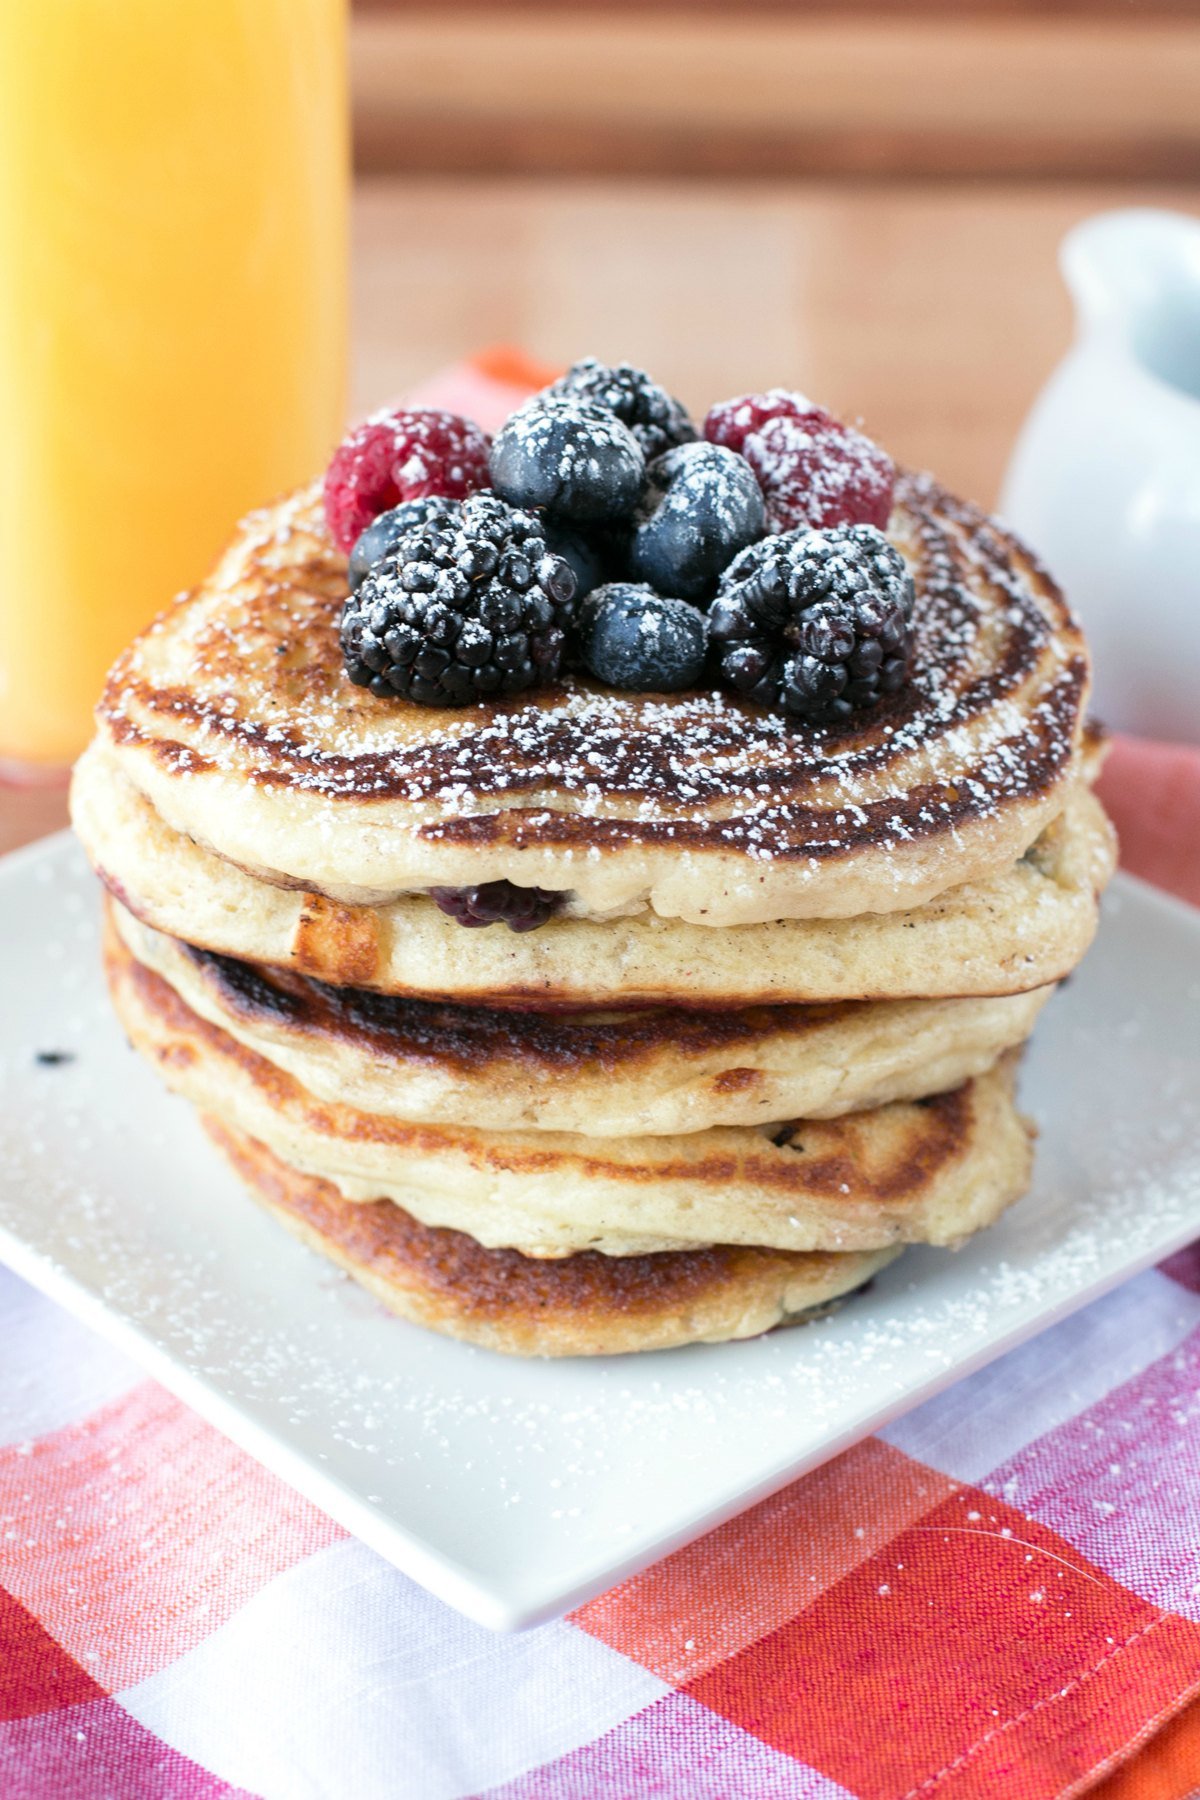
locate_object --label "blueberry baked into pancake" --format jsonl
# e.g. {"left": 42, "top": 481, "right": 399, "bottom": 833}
{"left": 72, "top": 362, "right": 1115, "bottom": 1355}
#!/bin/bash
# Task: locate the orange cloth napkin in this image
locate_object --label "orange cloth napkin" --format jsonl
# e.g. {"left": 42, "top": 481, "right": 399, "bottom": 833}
{"left": 1097, "top": 736, "right": 1200, "bottom": 910}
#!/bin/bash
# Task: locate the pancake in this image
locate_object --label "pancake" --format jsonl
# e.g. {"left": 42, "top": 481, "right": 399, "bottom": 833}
{"left": 203, "top": 1118, "right": 902, "bottom": 1356}
{"left": 106, "top": 917, "right": 1034, "bottom": 1260}
{"left": 93, "top": 473, "right": 1091, "bottom": 927}
{"left": 75, "top": 740, "right": 1116, "bottom": 1007}
{"left": 114, "top": 899, "right": 1052, "bottom": 1136}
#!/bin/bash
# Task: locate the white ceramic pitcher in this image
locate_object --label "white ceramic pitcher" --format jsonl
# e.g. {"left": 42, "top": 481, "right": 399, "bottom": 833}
{"left": 1001, "top": 207, "right": 1200, "bottom": 744}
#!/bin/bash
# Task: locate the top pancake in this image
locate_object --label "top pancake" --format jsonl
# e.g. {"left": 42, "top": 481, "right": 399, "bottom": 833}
{"left": 95, "top": 471, "right": 1091, "bottom": 926}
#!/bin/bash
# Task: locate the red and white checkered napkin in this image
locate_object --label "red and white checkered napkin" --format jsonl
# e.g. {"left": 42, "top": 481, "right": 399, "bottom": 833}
{"left": 5, "top": 359, "right": 1200, "bottom": 1800}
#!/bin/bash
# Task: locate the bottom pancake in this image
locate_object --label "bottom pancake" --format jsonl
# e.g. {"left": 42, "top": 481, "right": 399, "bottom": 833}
{"left": 202, "top": 1116, "right": 902, "bottom": 1357}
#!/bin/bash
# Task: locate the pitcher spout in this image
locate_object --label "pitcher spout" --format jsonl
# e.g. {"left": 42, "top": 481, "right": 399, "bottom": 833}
{"left": 1061, "top": 207, "right": 1200, "bottom": 335}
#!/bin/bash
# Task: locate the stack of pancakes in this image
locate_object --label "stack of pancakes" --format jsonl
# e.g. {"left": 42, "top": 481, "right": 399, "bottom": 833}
{"left": 71, "top": 470, "right": 1115, "bottom": 1356}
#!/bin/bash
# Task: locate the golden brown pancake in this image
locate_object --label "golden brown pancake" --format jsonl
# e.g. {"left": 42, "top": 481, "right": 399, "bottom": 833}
{"left": 74, "top": 740, "right": 1115, "bottom": 1007}
{"left": 105, "top": 913, "right": 1034, "bottom": 1260}
{"left": 203, "top": 1117, "right": 903, "bottom": 1357}
{"left": 91, "top": 473, "right": 1091, "bottom": 926}
{"left": 113, "top": 897, "right": 1051, "bottom": 1136}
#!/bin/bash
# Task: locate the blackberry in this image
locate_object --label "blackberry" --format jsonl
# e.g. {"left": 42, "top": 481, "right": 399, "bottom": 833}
{"left": 339, "top": 492, "right": 577, "bottom": 707}
{"left": 429, "top": 880, "right": 561, "bottom": 933}
{"left": 489, "top": 396, "right": 644, "bottom": 524}
{"left": 347, "top": 496, "right": 461, "bottom": 590}
{"left": 709, "top": 523, "right": 914, "bottom": 724}
{"left": 549, "top": 358, "right": 696, "bottom": 460}
{"left": 629, "top": 442, "right": 765, "bottom": 602}
{"left": 579, "top": 582, "right": 707, "bottom": 692}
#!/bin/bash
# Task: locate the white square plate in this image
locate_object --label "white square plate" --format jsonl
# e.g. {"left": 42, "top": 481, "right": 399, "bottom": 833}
{"left": 0, "top": 833, "right": 1198, "bottom": 1630}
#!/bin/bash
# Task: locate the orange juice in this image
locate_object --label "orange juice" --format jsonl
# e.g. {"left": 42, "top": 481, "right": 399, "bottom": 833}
{"left": 0, "top": 0, "right": 348, "bottom": 770}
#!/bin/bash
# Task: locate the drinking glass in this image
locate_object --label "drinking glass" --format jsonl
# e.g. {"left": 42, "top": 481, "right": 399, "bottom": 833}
{"left": 0, "top": 0, "right": 349, "bottom": 773}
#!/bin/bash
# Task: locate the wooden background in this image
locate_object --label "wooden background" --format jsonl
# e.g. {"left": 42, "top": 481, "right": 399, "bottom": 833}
{"left": 344, "top": 0, "right": 1200, "bottom": 512}
{"left": 350, "top": 2, "right": 1200, "bottom": 181}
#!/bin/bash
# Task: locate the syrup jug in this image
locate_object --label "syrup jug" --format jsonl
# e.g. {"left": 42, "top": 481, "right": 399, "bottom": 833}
{"left": 1002, "top": 208, "right": 1200, "bottom": 744}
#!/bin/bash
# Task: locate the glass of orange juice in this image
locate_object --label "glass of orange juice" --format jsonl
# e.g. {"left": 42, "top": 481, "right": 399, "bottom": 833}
{"left": 0, "top": 0, "right": 348, "bottom": 774}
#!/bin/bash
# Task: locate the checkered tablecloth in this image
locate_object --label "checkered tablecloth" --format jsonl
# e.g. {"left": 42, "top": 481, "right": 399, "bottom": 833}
{"left": 3, "top": 356, "right": 1199, "bottom": 1800}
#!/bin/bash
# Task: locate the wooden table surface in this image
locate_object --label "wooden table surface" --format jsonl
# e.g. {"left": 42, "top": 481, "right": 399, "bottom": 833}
{"left": 6, "top": 172, "right": 1199, "bottom": 862}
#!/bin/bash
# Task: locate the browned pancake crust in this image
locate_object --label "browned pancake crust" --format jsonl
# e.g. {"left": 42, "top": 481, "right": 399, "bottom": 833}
{"left": 181, "top": 940, "right": 901, "bottom": 1075}
{"left": 109, "top": 923, "right": 981, "bottom": 1205}
{"left": 203, "top": 1116, "right": 896, "bottom": 1356}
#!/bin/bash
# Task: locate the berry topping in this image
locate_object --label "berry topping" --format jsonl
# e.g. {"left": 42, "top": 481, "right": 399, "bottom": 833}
{"left": 348, "top": 496, "right": 461, "bottom": 591}
{"left": 703, "top": 387, "right": 817, "bottom": 455}
{"left": 745, "top": 414, "right": 895, "bottom": 534}
{"left": 549, "top": 357, "right": 696, "bottom": 460}
{"left": 324, "top": 408, "right": 491, "bottom": 552}
{"left": 429, "top": 880, "right": 562, "bottom": 933}
{"left": 579, "top": 582, "right": 708, "bottom": 693}
{"left": 489, "top": 396, "right": 644, "bottom": 524}
{"left": 339, "top": 492, "right": 577, "bottom": 707}
{"left": 709, "top": 523, "right": 914, "bottom": 723}
{"left": 628, "top": 442, "right": 765, "bottom": 602}
{"left": 704, "top": 390, "right": 894, "bottom": 534}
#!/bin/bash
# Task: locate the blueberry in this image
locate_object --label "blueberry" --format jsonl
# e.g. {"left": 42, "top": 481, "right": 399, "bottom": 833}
{"left": 489, "top": 397, "right": 644, "bottom": 524}
{"left": 542, "top": 519, "right": 612, "bottom": 601}
{"left": 579, "top": 582, "right": 707, "bottom": 692}
{"left": 348, "top": 497, "right": 461, "bottom": 590}
{"left": 629, "top": 442, "right": 766, "bottom": 603}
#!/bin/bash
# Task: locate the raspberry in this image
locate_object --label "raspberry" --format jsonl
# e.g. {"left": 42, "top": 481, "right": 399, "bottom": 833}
{"left": 703, "top": 388, "right": 817, "bottom": 455}
{"left": 704, "top": 390, "right": 895, "bottom": 533}
{"left": 323, "top": 408, "right": 492, "bottom": 552}
{"left": 429, "top": 880, "right": 562, "bottom": 933}
{"left": 709, "top": 524, "right": 914, "bottom": 724}
{"left": 339, "top": 492, "right": 576, "bottom": 707}
{"left": 744, "top": 414, "right": 894, "bottom": 533}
